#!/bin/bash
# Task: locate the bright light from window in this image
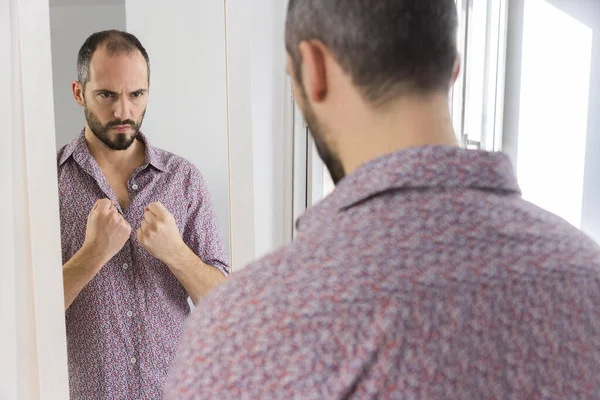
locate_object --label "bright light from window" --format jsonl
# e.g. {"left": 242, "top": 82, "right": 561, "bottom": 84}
{"left": 323, "top": 168, "right": 335, "bottom": 197}
{"left": 517, "top": 0, "right": 592, "bottom": 228}
{"left": 463, "top": 0, "right": 489, "bottom": 146}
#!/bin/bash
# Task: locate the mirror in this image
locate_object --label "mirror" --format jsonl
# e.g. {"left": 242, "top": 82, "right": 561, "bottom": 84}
{"left": 49, "top": 0, "right": 231, "bottom": 252}
{"left": 48, "top": 0, "right": 236, "bottom": 398}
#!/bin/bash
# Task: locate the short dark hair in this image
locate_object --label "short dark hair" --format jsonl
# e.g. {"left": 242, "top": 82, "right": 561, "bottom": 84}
{"left": 285, "top": 0, "right": 458, "bottom": 105}
{"left": 77, "top": 30, "right": 150, "bottom": 90}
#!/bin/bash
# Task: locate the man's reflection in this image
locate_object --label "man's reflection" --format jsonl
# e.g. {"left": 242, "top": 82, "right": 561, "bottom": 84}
{"left": 57, "top": 30, "right": 229, "bottom": 399}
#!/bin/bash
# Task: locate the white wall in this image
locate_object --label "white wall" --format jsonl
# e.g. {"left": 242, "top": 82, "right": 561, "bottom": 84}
{"left": 503, "top": 0, "right": 600, "bottom": 242}
{"left": 50, "top": 3, "right": 126, "bottom": 149}
{"left": 250, "top": 0, "right": 289, "bottom": 259}
{"left": 125, "top": 1, "right": 231, "bottom": 255}
{"left": 2, "top": 0, "right": 69, "bottom": 398}
{"left": 224, "top": 0, "right": 257, "bottom": 270}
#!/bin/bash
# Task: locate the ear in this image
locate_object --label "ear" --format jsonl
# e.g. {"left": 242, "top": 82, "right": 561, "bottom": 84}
{"left": 451, "top": 55, "right": 461, "bottom": 85}
{"left": 297, "top": 40, "right": 328, "bottom": 103}
{"left": 72, "top": 80, "right": 85, "bottom": 107}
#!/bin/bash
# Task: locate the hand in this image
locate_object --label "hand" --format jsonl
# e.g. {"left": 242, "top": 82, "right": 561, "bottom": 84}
{"left": 82, "top": 198, "right": 132, "bottom": 265}
{"left": 137, "top": 202, "right": 186, "bottom": 265}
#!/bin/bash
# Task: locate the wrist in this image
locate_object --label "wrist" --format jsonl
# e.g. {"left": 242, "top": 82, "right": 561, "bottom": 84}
{"left": 164, "top": 240, "right": 193, "bottom": 270}
{"left": 78, "top": 242, "right": 109, "bottom": 271}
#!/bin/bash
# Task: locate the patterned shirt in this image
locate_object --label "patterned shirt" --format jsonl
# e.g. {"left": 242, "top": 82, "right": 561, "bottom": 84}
{"left": 57, "top": 131, "right": 229, "bottom": 399}
{"left": 165, "top": 146, "right": 600, "bottom": 399}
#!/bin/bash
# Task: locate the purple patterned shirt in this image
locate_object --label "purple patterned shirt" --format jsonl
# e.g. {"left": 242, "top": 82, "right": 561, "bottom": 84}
{"left": 166, "top": 146, "right": 600, "bottom": 399}
{"left": 57, "top": 131, "right": 229, "bottom": 399}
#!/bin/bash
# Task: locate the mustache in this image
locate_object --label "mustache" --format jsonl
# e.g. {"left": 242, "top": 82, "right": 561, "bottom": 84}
{"left": 105, "top": 119, "right": 136, "bottom": 128}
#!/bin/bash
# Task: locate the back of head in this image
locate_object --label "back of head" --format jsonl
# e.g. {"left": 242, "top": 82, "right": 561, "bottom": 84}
{"left": 285, "top": 0, "right": 459, "bottom": 106}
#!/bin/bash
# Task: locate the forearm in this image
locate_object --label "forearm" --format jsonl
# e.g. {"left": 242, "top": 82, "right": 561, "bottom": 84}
{"left": 165, "top": 244, "right": 227, "bottom": 305}
{"left": 63, "top": 246, "right": 104, "bottom": 311}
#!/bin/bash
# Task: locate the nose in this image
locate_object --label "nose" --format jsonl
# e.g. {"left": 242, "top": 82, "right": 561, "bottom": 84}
{"left": 114, "top": 96, "right": 132, "bottom": 121}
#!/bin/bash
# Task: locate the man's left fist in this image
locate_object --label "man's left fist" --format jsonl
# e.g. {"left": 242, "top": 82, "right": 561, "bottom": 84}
{"left": 137, "top": 202, "right": 186, "bottom": 265}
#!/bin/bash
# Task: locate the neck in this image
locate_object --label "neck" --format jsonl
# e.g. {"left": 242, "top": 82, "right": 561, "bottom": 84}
{"left": 338, "top": 92, "right": 458, "bottom": 176}
{"left": 84, "top": 126, "right": 145, "bottom": 170}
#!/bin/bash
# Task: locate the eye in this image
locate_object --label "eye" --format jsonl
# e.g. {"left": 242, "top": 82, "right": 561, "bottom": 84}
{"left": 99, "top": 92, "right": 114, "bottom": 99}
{"left": 131, "top": 92, "right": 144, "bottom": 98}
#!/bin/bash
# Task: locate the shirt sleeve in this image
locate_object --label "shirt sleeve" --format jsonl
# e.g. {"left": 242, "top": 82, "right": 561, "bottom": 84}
{"left": 182, "top": 166, "right": 230, "bottom": 275}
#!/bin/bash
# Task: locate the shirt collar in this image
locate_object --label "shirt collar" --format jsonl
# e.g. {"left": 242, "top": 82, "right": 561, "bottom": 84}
{"left": 58, "top": 130, "right": 168, "bottom": 172}
{"left": 138, "top": 131, "right": 168, "bottom": 172}
{"left": 297, "top": 146, "right": 521, "bottom": 230}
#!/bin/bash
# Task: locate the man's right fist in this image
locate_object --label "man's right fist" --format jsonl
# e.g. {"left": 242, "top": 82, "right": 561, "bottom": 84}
{"left": 82, "top": 198, "right": 132, "bottom": 265}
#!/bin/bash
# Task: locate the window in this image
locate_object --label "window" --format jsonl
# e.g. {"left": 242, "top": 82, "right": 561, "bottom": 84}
{"left": 453, "top": 0, "right": 508, "bottom": 151}
{"left": 504, "top": 0, "right": 594, "bottom": 231}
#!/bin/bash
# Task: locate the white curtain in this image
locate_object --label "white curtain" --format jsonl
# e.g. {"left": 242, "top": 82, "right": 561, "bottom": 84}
{"left": 0, "top": 0, "right": 69, "bottom": 398}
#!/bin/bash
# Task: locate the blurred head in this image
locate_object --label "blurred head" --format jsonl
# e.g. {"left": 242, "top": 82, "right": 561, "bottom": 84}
{"left": 285, "top": 0, "right": 459, "bottom": 183}
{"left": 72, "top": 30, "right": 150, "bottom": 151}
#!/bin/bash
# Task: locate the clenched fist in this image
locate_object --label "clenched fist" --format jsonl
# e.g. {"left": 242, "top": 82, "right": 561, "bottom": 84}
{"left": 82, "top": 198, "right": 132, "bottom": 265}
{"left": 137, "top": 202, "right": 186, "bottom": 265}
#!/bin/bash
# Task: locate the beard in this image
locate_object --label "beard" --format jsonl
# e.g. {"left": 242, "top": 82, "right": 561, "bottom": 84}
{"left": 298, "top": 87, "right": 346, "bottom": 184}
{"left": 84, "top": 105, "right": 145, "bottom": 151}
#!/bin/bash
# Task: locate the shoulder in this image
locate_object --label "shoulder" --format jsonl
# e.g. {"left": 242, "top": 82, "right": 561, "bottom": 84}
{"left": 56, "top": 143, "right": 67, "bottom": 159}
{"left": 56, "top": 143, "right": 70, "bottom": 170}
{"left": 219, "top": 249, "right": 287, "bottom": 293}
{"left": 150, "top": 146, "right": 207, "bottom": 184}
{"left": 190, "top": 247, "right": 288, "bottom": 318}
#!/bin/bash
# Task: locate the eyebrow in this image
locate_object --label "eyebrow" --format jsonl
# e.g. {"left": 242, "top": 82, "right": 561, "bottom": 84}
{"left": 93, "top": 89, "right": 148, "bottom": 95}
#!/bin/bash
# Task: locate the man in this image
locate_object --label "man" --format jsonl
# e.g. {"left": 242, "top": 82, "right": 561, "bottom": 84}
{"left": 165, "top": 0, "right": 600, "bottom": 398}
{"left": 57, "top": 30, "right": 229, "bottom": 399}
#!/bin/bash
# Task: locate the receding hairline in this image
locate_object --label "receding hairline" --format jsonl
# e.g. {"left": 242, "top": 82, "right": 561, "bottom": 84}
{"left": 77, "top": 30, "right": 151, "bottom": 89}
{"left": 86, "top": 47, "right": 149, "bottom": 84}
{"left": 91, "top": 41, "right": 146, "bottom": 62}
{"left": 84, "top": 43, "right": 148, "bottom": 86}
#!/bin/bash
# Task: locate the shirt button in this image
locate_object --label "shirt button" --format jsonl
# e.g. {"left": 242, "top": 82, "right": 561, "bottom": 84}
{"left": 122, "top": 263, "right": 129, "bottom": 270}
{"left": 126, "top": 310, "right": 133, "bottom": 317}
{"left": 131, "top": 183, "right": 139, "bottom": 190}
{"left": 130, "top": 357, "right": 137, "bottom": 365}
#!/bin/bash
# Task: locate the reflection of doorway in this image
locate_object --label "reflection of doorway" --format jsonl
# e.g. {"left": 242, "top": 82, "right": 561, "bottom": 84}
{"left": 49, "top": 0, "right": 127, "bottom": 149}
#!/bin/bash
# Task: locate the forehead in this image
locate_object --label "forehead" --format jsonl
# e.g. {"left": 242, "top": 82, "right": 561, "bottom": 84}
{"left": 88, "top": 46, "right": 148, "bottom": 89}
